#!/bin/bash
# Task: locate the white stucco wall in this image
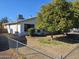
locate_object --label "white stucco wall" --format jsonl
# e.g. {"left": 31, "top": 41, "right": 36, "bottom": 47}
{"left": 17, "top": 24, "right": 21, "bottom": 34}
{"left": 7, "top": 24, "right": 18, "bottom": 34}
{"left": 7, "top": 25, "right": 10, "bottom": 33}
{"left": 7, "top": 23, "right": 25, "bottom": 35}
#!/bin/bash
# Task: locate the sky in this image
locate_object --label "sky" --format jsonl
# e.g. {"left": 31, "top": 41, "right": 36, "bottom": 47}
{"left": 0, "top": 0, "right": 51, "bottom": 21}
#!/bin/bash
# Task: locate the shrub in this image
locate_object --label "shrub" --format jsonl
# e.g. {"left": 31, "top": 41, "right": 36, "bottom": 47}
{"left": 28, "top": 28, "right": 35, "bottom": 36}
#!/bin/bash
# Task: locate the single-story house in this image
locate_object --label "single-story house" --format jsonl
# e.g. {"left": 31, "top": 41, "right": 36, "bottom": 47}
{"left": 5, "top": 17, "right": 37, "bottom": 36}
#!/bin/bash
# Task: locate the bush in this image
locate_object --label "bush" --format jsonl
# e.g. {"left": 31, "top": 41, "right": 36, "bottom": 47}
{"left": 28, "top": 28, "right": 35, "bottom": 36}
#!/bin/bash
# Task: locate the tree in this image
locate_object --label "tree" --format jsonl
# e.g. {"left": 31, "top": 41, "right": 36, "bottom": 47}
{"left": 36, "top": 0, "right": 79, "bottom": 40}
{"left": 1, "top": 17, "right": 8, "bottom": 23}
{"left": 0, "top": 17, "right": 9, "bottom": 29}
{"left": 71, "top": 0, "right": 79, "bottom": 28}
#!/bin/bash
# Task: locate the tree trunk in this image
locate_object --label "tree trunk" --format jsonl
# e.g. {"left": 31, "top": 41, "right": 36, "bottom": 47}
{"left": 51, "top": 35, "right": 54, "bottom": 41}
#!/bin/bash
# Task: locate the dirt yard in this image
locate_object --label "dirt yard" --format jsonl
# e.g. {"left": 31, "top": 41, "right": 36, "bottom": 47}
{"left": 0, "top": 33, "right": 78, "bottom": 59}
{"left": 26, "top": 35, "right": 78, "bottom": 58}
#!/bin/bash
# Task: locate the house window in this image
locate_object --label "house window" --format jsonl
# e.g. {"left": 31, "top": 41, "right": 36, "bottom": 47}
{"left": 24, "top": 24, "right": 34, "bottom": 32}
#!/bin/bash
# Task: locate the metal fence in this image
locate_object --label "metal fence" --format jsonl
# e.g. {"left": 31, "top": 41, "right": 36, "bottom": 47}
{"left": 7, "top": 35, "right": 79, "bottom": 59}
{"left": 8, "top": 37, "right": 56, "bottom": 59}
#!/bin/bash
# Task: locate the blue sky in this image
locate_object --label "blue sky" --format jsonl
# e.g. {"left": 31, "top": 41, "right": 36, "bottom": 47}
{"left": 0, "top": 0, "right": 51, "bottom": 21}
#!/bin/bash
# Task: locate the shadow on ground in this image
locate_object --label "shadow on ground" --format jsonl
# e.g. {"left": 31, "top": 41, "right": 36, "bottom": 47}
{"left": 0, "top": 34, "right": 27, "bottom": 52}
{"left": 0, "top": 35, "right": 9, "bottom": 52}
{"left": 8, "top": 34, "right": 27, "bottom": 48}
{"left": 55, "top": 34, "right": 79, "bottom": 44}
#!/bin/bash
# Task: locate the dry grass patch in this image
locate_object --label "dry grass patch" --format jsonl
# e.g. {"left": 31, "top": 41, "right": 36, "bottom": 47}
{"left": 38, "top": 38, "right": 66, "bottom": 46}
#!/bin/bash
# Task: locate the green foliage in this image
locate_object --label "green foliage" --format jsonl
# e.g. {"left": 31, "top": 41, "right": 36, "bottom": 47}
{"left": 73, "top": 0, "right": 79, "bottom": 8}
{"left": 36, "top": 0, "right": 79, "bottom": 33}
{"left": 28, "top": 28, "right": 35, "bottom": 36}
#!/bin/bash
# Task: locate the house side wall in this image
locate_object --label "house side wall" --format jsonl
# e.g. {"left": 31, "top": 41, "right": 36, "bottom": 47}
{"left": 6, "top": 24, "right": 25, "bottom": 35}
{"left": 7, "top": 25, "right": 10, "bottom": 33}
{"left": 17, "top": 24, "right": 21, "bottom": 34}
{"left": 6, "top": 18, "right": 36, "bottom": 36}
{"left": 7, "top": 24, "right": 18, "bottom": 34}
{"left": 10, "top": 24, "right": 17, "bottom": 34}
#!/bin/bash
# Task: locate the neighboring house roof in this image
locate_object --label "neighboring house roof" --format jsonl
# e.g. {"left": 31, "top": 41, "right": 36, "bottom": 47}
{"left": 5, "top": 17, "right": 36, "bottom": 25}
